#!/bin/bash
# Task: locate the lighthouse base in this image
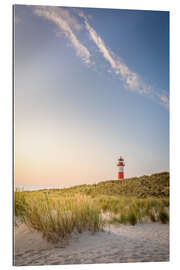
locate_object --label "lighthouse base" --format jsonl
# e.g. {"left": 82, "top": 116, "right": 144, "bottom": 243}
{"left": 118, "top": 172, "right": 124, "bottom": 179}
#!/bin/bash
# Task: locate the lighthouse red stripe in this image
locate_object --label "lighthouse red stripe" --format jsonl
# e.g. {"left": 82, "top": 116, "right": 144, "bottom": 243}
{"left": 118, "top": 172, "right": 124, "bottom": 180}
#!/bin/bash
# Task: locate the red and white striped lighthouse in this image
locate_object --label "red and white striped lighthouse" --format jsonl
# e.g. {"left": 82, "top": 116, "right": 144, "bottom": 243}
{"left": 117, "top": 156, "right": 125, "bottom": 179}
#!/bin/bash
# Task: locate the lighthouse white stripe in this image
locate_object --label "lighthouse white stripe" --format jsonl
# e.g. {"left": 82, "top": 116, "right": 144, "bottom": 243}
{"left": 118, "top": 166, "right": 124, "bottom": 172}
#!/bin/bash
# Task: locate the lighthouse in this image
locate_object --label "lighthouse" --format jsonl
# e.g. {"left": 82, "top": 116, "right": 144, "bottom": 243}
{"left": 117, "top": 156, "right": 125, "bottom": 179}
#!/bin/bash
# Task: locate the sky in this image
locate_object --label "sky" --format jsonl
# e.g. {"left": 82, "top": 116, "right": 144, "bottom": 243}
{"left": 14, "top": 5, "right": 169, "bottom": 189}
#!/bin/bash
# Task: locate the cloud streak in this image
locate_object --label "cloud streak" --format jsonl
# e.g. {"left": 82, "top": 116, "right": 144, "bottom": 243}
{"left": 32, "top": 7, "right": 169, "bottom": 109}
{"left": 33, "top": 6, "right": 91, "bottom": 65}
{"left": 78, "top": 12, "right": 169, "bottom": 108}
{"left": 155, "top": 91, "right": 169, "bottom": 109}
{"left": 80, "top": 14, "right": 151, "bottom": 95}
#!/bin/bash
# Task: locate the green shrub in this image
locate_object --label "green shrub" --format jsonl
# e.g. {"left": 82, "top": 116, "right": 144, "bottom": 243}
{"left": 127, "top": 212, "right": 137, "bottom": 225}
{"left": 159, "top": 210, "right": 169, "bottom": 224}
{"left": 119, "top": 213, "right": 128, "bottom": 224}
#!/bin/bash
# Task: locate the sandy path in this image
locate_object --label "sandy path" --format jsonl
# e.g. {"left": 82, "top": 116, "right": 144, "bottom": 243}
{"left": 14, "top": 223, "right": 169, "bottom": 266}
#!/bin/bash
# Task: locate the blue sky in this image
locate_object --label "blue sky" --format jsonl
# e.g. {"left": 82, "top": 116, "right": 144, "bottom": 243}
{"left": 14, "top": 5, "right": 169, "bottom": 188}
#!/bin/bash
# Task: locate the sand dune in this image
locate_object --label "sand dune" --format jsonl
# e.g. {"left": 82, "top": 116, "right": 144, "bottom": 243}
{"left": 14, "top": 222, "right": 169, "bottom": 266}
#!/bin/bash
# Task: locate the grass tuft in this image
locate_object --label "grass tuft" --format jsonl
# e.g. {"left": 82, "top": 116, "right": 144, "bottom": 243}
{"left": 127, "top": 212, "right": 137, "bottom": 225}
{"left": 14, "top": 192, "right": 104, "bottom": 243}
{"left": 158, "top": 210, "right": 169, "bottom": 224}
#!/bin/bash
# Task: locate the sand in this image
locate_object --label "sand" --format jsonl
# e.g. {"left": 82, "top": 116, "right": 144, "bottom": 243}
{"left": 14, "top": 221, "right": 169, "bottom": 266}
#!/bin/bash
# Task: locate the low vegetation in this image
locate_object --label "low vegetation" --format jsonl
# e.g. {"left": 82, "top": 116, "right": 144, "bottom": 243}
{"left": 15, "top": 193, "right": 104, "bottom": 243}
{"left": 94, "top": 195, "right": 169, "bottom": 225}
{"left": 14, "top": 172, "right": 169, "bottom": 242}
{"left": 59, "top": 172, "right": 169, "bottom": 198}
{"left": 14, "top": 189, "right": 28, "bottom": 218}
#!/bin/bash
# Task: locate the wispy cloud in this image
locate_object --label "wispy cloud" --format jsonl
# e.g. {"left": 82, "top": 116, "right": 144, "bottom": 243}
{"left": 32, "top": 7, "right": 169, "bottom": 109}
{"left": 79, "top": 13, "right": 151, "bottom": 95}
{"left": 33, "top": 6, "right": 91, "bottom": 65}
{"left": 78, "top": 12, "right": 169, "bottom": 108}
{"left": 155, "top": 91, "right": 169, "bottom": 109}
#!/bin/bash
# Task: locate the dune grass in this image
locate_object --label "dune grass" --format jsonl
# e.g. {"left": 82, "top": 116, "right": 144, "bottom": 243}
{"left": 94, "top": 195, "right": 169, "bottom": 225}
{"left": 14, "top": 189, "right": 28, "bottom": 219}
{"left": 14, "top": 192, "right": 104, "bottom": 243}
{"left": 14, "top": 172, "right": 169, "bottom": 242}
{"left": 59, "top": 172, "right": 169, "bottom": 198}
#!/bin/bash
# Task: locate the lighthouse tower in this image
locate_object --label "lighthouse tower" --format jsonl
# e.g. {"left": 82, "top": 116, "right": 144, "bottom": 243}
{"left": 117, "top": 156, "right": 125, "bottom": 180}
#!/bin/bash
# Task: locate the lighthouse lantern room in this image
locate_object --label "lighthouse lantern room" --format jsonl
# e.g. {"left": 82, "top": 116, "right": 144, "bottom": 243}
{"left": 117, "top": 156, "right": 125, "bottom": 180}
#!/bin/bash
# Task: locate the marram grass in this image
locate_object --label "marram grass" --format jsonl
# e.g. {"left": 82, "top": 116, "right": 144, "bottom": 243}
{"left": 15, "top": 192, "right": 105, "bottom": 243}
{"left": 14, "top": 172, "right": 169, "bottom": 242}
